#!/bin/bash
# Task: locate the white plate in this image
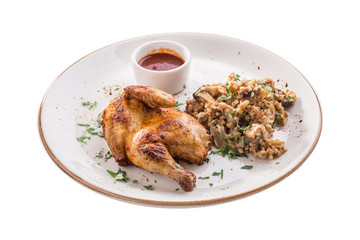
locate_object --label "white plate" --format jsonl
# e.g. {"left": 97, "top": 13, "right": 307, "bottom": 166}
{"left": 39, "top": 33, "right": 322, "bottom": 206}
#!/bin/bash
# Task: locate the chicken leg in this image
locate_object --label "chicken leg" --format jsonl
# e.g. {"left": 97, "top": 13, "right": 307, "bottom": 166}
{"left": 102, "top": 85, "right": 211, "bottom": 191}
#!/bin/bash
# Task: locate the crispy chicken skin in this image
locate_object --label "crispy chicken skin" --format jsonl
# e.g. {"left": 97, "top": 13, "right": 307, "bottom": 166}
{"left": 102, "top": 85, "right": 211, "bottom": 191}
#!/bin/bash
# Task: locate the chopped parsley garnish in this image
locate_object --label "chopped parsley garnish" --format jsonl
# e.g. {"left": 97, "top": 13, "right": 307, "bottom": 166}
{"left": 209, "top": 183, "right": 213, "bottom": 187}
{"left": 144, "top": 185, "right": 154, "bottom": 190}
{"left": 233, "top": 73, "right": 241, "bottom": 81}
{"left": 106, "top": 168, "right": 129, "bottom": 182}
{"left": 241, "top": 138, "right": 246, "bottom": 148}
{"left": 175, "top": 188, "right": 179, "bottom": 191}
{"left": 89, "top": 101, "right": 97, "bottom": 109}
{"left": 174, "top": 101, "right": 184, "bottom": 110}
{"left": 95, "top": 149, "right": 104, "bottom": 158}
{"left": 198, "top": 176, "right": 210, "bottom": 180}
{"left": 81, "top": 99, "right": 97, "bottom": 109}
{"left": 106, "top": 170, "right": 117, "bottom": 178}
{"left": 273, "top": 116, "right": 283, "bottom": 128}
{"left": 225, "top": 82, "right": 230, "bottom": 95}
{"left": 210, "top": 144, "right": 248, "bottom": 159}
{"left": 241, "top": 165, "right": 253, "bottom": 170}
{"left": 85, "top": 127, "right": 104, "bottom": 137}
{"left": 183, "top": 84, "right": 186, "bottom": 89}
{"left": 228, "top": 150, "right": 248, "bottom": 159}
{"left": 114, "top": 170, "right": 129, "bottom": 182}
{"left": 236, "top": 125, "right": 251, "bottom": 132}
{"left": 97, "top": 112, "right": 103, "bottom": 128}
{"left": 223, "top": 133, "right": 241, "bottom": 140}
{"left": 199, "top": 157, "right": 210, "bottom": 165}
{"left": 132, "top": 180, "right": 138, "bottom": 183}
{"left": 210, "top": 145, "right": 230, "bottom": 157}
{"left": 285, "top": 97, "right": 291, "bottom": 101}
{"left": 217, "top": 92, "right": 236, "bottom": 101}
{"left": 86, "top": 127, "right": 96, "bottom": 135}
{"left": 212, "top": 169, "right": 223, "bottom": 179}
{"left": 76, "top": 135, "right": 90, "bottom": 143}
{"left": 77, "top": 123, "right": 90, "bottom": 127}
{"left": 97, "top": 131, "right": 104, "bottom": 138}
{"left": 228, "top": 109, "right": 236, "bottom": 117}
{"left": 262, "top": 85, "right": 273, "bottom": 92}
{"left": 105, "top": 151, "right": 113, "bottom": 160}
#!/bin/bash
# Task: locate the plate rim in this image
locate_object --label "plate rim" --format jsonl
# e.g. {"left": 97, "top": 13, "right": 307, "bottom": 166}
{"left": 38, "top": 32, "right": 323, "bottom": 206}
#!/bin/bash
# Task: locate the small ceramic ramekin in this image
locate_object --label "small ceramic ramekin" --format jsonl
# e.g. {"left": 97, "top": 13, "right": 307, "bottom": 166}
{"left": 131, "top": 40, "right": 191, "bottom": 94}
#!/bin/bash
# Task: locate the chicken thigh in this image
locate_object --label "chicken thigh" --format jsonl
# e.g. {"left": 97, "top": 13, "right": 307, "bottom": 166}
{"left": 102, "top": 85, "right": 211, "bottom": 191}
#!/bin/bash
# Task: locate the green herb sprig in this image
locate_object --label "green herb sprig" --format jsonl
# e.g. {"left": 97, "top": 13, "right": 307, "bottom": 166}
{"left": 107, "top": 168, "right": 129, "bottom": 182}
{"left": 174, "top": 101, "right": 184, "bottom": 110}
{"left": 273, "top": 116, "right": 283, "bottom": 128}
{"left": 241, "top": 165, "right": 253, "bottom": 170}
{"left": 144, "top": 185, "right": 154, "bottom": 190}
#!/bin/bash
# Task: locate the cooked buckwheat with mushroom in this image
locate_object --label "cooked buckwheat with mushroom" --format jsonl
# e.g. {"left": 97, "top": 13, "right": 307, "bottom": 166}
{"left": 185, "top": 73, "right": 296, "bottom": 159}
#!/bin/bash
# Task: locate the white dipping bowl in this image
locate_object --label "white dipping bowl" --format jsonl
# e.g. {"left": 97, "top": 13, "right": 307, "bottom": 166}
{"left": 131, "top": 40, "right": 191, "bottom": 94}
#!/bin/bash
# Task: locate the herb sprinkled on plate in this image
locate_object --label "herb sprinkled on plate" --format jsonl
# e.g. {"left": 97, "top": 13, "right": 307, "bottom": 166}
{"left": 241, "top": 165, "right": 253, "bottom": 170}
{"left": 144, "top": 185, "right": 154, "bottom": 190}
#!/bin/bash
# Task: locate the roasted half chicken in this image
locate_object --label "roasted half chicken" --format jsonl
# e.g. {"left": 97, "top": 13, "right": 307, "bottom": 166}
{"left": 102, "top": 85, "right": 211, "bottom": 191}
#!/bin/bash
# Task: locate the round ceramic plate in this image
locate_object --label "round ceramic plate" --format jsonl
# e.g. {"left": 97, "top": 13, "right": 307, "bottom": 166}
{"left": 39, "top": 33, "right": 322, "bottom": 206}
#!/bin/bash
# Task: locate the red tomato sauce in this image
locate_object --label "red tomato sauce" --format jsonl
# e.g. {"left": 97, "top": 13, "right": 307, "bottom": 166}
{"left": 138, "top": 53, "right": 184, "bottom": 71}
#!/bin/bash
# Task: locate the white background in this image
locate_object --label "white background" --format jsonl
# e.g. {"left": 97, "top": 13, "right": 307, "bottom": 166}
{"left": 1, "top": 0, "right": 359, "bottom": 239}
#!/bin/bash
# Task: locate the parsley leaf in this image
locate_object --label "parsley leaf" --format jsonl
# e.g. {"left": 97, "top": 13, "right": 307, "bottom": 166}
{"left": 236, "top": 125, "right": 251, "bottom": 131}
{"left": 212, "top": 171, "right": 221, "bottom": 176}
{"left": 262, "top": 85, "right": 273, "bottom": 92}
{"left": 212, "top": 169, "right": 223, "bottom": 179}
{"left": 77, "top": 123, "right": 90, "bottom": 127}
{"left": 95, "top": 149, "right": 104, "bottom": 158}
{"left": 144, "top": 185, "right": 154, "bottom": 190}
{"left": 105, "top": 151, "right": 113, "bottom": 160}
{"left": 217, "top": 92, "right": 236, "bottom": 101}
{"left": 225, "top": 82, "right": 230, "bottom": 95}
{"left": 107, "top": 168, "right": 129, "bottom": 182}
{"left": 76, "top": 135, "right": 90, "bottom": 143}
{"left": 229, "top": 150, "right": 248, "bottom": 159}
{"left": 174, "top": 101, "right": 184, "bottom": 110}
{"left": 210, "top": 144, "right": 248, "bottom": 159}
{"left": 89, "top": 101, "right": 97, "bottom": 109}
{"left": 198, "top": 176, "right": 210, "bottom": 180}
{"left": 241, "top": 138, "right": 246, "bottom": 148}
{"left": 241, "top": 165, "right": 253, "bottom": 170}
{"left": 273, "top": 116, "right": 283, "bottom": 128}
{"left": 223, "top": 133, "right": 242, "bottom": 140}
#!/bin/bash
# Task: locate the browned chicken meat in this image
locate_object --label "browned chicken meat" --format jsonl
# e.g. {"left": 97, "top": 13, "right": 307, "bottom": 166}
{"left": 102, "top": 85, "right": 211, "bottom": 191}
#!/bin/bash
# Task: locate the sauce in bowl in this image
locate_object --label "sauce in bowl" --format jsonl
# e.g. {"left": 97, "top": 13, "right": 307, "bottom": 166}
{"left": 138, "top": 51, "right": 184, "bottom": 71}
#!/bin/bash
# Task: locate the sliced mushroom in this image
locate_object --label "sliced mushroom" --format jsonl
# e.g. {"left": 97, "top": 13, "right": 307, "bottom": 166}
{"left": 209, "top": 120, "right": 226, "bottom": 148}
{"left": 193, "top": 89, "right": 217, "bottom": 104}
